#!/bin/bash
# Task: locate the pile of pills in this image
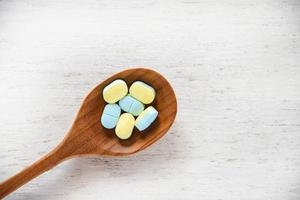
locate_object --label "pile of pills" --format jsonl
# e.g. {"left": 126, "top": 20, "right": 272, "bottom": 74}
{"left": 101, "top": 79, "right": 158, "bottom": 139}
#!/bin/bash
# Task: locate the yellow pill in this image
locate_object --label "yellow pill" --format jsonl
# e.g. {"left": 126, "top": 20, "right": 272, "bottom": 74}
{"left": 115, "top": 113, "right": 135, "bottom": 140}
{"left": 129, "top": 81, "right": 155, "bottom": 104}
{"left": 103, "top": 79, "right": 128, "bottom": 103}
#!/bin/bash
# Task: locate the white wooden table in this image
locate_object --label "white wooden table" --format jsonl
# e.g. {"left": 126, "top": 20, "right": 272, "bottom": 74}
{"left": 1, "top": 0, "right": 300, "bottom": 199}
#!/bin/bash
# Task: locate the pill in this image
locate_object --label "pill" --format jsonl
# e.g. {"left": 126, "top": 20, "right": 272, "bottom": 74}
{"left": 135, "top": 106, "right": 158, "bottom": 131}
{"left": 129, "top": 81, "right": 155, "bottom": 104}
{"left": 101, "top": 104, "right": 121, "bottom": 129}
{"left": 103, "top": 79, "right": 128, "bottom": 103}
{"left": 119, "top": 95, "right": 144, "bottom": 116}
{"left": 115, "top": 113, "right": 135, "bottom": 140}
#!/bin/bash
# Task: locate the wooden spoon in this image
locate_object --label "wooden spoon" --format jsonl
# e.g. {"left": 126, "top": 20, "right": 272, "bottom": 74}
{"left": 0, "top": 68, "right": 177, "bottom": 198}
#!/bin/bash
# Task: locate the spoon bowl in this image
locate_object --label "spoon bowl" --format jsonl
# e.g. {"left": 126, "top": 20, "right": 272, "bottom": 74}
{"left": 64, "top": 68, "right": 177, "bottom": 156}
{"left": 0, "top": 68, "right": 177, "bottom": 198}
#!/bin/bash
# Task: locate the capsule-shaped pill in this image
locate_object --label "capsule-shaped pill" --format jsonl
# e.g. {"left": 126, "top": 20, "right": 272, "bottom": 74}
{"left": 115, "top": 113, "right": 135, "bottom": 139}
{"left": 129, "top": 81, "right": 155, "bottom": 104}
{"left": 119, "top": 95, "right": 144, "bottom": 116}
{"left": 101, "top": 104, "right": 121, "bottom": 129}
{"left": 103, "top": 79, "right": 128, "bottom": 103}
{"left": 135, "top": 106, "right": 158, "bottom": 131}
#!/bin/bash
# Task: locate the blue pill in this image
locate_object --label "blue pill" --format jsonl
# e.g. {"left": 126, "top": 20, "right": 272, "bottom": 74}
{"left": 119, "top": 95, "right": 144, "bottom": 116}
{"left": 101, "top": 104, "right": 121, "bottom": 129}
{"left": 135, "top": 106, "right": 158, "bottom": 131}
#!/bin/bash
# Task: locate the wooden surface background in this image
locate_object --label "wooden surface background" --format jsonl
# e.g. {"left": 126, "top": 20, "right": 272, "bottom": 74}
{"left": 0, "top": 0, "right": 299, "bottom": 199}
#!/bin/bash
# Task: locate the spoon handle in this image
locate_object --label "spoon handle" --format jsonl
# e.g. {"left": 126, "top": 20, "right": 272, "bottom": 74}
{"left": 0, "top": 147, "right": 69, "bottom": 199}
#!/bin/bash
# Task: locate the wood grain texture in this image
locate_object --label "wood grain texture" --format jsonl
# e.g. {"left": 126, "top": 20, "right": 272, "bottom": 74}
{"left": 0, "top": 0, "right": 300, "bottom": 199}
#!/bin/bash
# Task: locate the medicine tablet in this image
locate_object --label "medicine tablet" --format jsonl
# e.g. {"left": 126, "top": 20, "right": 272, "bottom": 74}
{"left": 103, "top": 79, "right": 128, "bottom": 103}
{"left": 119, "top": 95, "right": 144, "bottom": 116}
{"left": 101, "top": 104, "right": 121, "bottom": 129}
{"left": 129, "top": 81, "right": 155, "bottom": 104}
{"left": 115, "top": 113, "right": 135, "bottom": 140}
{"left": 135, "top": 106, "right": 158, "bottom": 131}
